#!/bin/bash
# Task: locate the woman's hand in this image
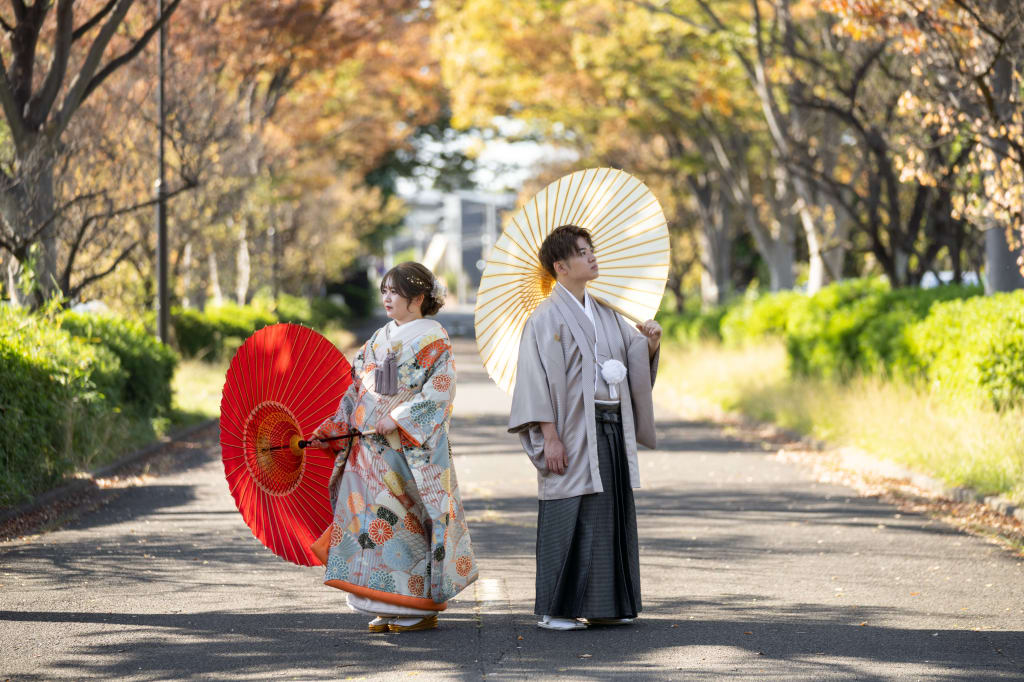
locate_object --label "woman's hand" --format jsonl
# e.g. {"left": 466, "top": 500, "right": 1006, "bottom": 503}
{"left": 636, "top": 319, "right": 662, "bottom": 356}
{"left": 306, "top": 420, "right": 346, "bottom": 450}
{"left": 375, "top": 415, "right": 398, "bottom": 434}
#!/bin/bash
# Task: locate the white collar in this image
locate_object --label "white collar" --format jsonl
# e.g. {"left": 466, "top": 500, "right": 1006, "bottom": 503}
{"left": 383, "top": 317, "right": 439, "bottom": 347}
{"left": 556, "top": 282, "right": 593, "bottom": 318}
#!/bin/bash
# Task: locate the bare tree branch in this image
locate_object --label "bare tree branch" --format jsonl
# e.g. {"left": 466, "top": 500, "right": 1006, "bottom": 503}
{"left": 53, "top": 0, "right": 135, "bottom": 136}
{"left": 79, "top": 0, "right": 185, "bottom": 106}
{"left": 10, "top": 1, "right": 27, "bottom": 24}
{"left": 951, "top": 0, "right": 1010, "bottom": 43}
{"left": 0, "top": 50, "right": 26, "bottom": 147}
{"left": 26, "top": 0, "right": 73, "bottom": 129}
{"left": 66, "top": 240, "right": 140, "bottom": 301}
{"left": 72, "top": 0, "right": 119, "bottom": 42}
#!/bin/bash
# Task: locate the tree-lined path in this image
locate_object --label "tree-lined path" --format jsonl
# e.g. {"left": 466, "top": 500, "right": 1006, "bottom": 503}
{"left": 2, "top": 313, "right": 1023, "bottom": 680}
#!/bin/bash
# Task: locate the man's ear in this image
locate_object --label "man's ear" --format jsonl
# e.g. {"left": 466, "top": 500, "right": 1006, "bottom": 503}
{"left": 554, "top": 259, "right": 567, "bottom": 276}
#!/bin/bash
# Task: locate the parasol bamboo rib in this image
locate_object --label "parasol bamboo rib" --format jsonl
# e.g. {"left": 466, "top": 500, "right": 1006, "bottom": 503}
{"left": 590, "top": 197, "right": 660, "bottom": 241}
{"left": 569, "top": 169, "right": 613, "bottom": 226}
{"left": 587, "top": 185, "right": 647, "bottom": 239}
{"left": 572, "top": 171, "right": 620, "bottom": 231}
{"left": 569, "top": 169, "right": 606, "bottom": 225}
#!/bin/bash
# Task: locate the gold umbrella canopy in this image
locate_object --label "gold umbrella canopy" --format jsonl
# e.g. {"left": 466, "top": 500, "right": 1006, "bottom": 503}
{"left": 474, "top": 167, "right": 670, "bottom": 394}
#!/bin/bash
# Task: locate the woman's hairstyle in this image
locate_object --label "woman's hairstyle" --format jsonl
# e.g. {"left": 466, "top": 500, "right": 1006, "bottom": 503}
{"left": 538, "top": 224, "right": 594, "bottom": 279}
{"left": 380, "top": 261, "right": 445, "bottom": 316}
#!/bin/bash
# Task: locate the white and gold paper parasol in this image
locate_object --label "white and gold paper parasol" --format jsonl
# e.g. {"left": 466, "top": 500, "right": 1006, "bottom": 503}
{"left": 474, "top": 167, "right": 670, "bottom": 393}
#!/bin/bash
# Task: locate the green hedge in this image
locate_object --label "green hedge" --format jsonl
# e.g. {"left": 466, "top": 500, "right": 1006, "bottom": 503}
{"left": 1, "top": 306, "right": 177, "bottom": 507}
{"left": 251, "top": 291, "right": 349, "bottom": 329}
{"left": 901, "top": 291, "right": 1024, "bottom": 409}
{"left": 661, "top": 278, "right": 1024, "bottom": 409}
{"left": 60, "top": 312, "right": 178, "bottom": 415}
{"left": 783, "top": 279, "right": 981, "bottom": 379}
{"left": 658, "top": 306, "right": 731, "bottom": 344}
{"left": 720, "top": 290, "right": 805, "bottom": 346}
{"left": 171, "top": 296, "right": 351, "bottom": 361}
{"left": 171, "top": 303, "right": 275, "bottom": 361}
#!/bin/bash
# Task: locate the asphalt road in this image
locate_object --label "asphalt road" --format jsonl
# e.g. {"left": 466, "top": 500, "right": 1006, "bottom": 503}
{"left": 2, "top": 311, "right": 1023, "bottom": 680}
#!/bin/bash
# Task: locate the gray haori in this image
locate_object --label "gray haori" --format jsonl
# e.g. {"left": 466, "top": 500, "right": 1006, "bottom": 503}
{"left": 508, "top": 283, "right": 659, "bottom": 500}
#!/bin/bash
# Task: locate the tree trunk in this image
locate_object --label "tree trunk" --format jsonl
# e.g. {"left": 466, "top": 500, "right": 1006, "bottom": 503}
{"left": 984, "top": 2, "right": 1023, "bottom": 293}
{"left": 706, "top": 131, "right": 796, "bottom": 291}
{"left": 689, "top": 174, "right": 733, "bottom": 307}
{"left": 1, "top": 136, "right": 58, "bottom": 306}
{"left": 235, "top": 218, "right": 250, "bottom": 305}
{"left": 984, "top": 226, "right": 1024, "bottom": 293}
{"left": 208, "top": 247, "right": 224, "bottom": 306}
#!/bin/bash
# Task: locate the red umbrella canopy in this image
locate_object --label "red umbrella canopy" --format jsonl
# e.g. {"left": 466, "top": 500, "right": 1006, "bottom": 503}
{"left": 219, "top": 323, "right": 351, "bottom": 566}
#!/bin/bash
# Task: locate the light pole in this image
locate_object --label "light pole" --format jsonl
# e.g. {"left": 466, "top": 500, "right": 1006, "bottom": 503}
{"left": 155, "top": 0, "right": 169, "bottom": 343}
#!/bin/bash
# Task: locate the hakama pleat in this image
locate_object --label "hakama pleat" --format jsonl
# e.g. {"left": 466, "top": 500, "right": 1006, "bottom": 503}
{"left": 534, "top": 405, "right": 641, "bottom": 619}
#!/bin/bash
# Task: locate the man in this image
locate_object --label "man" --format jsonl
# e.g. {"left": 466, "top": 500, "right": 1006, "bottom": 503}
{"left": 508, "top": 224, "right": 661, "bottom": 631}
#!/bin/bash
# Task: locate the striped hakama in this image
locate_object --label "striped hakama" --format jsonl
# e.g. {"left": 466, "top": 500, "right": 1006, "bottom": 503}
{"left": 534, "top": 404, "right": 642, "bottom": 619}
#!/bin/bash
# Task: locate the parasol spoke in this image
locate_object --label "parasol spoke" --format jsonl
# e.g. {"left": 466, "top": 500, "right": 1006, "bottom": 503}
{"left": 566, "top": 168, "right": 611, "bottom": 226}
{"left": 573, "top": 168, "right": 622, "bottom": 229}
{"left": 591, "top": 199, "right": 663, "bottom": 242}
{"left": 594, "top": 224, "right": 669, "bottom": 258}
{"left": 587, "top": 183, "right": 648, "bottom": 240}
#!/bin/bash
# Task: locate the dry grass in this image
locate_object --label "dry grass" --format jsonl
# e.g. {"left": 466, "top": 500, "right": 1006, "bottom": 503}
{"left": 172, "top": 359, "right": 229, "bottom": 419}
{"left": 657, "top": 341, "right": 1024, "bottom": 504}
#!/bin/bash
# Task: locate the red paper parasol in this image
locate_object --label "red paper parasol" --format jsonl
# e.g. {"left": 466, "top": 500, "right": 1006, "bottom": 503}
{"left": 219, "top": 323, "right": 351, "bottom": 566}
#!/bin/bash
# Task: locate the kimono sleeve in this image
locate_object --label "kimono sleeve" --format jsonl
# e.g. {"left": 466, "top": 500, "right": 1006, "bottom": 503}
{"left": 619, "top": 314, "right": 659, "bottom": 386}
{"left": 310, "top": 342, "right": 365, "bottom": 461}
{"left": 508, "top": 315, "right": 556, "bottom": 433}
{"left": 389, "top": 335, "right": 455, "bottom": 448}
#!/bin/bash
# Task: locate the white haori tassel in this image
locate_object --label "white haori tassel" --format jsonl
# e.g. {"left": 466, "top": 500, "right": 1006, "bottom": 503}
{"left": 600, "top": 359, "right": 627, "bottom": 400}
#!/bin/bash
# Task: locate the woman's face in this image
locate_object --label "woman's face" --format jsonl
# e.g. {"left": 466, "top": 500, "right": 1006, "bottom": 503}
{"left": 381, "top": 278, "right": 423, "bottom": 324}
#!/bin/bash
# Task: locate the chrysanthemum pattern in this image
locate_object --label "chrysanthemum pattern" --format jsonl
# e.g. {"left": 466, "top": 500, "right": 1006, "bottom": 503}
{"left": 368, "top": 518, "right": 393, "bottom": 545}
{"left": 404, "top": 513, "right": 424, "bottom": 536}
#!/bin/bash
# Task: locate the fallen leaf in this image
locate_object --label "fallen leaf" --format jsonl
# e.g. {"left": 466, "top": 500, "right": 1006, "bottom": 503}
{"left": 859, "top": 622, "right": 868, "bottom": 626}
{"left": 744, "top": 631, "right": 753, "bottom": 635}
{"left": 910, "top": 592, "right": 920, "bottom": 596}
{"left": 517, "top": 635, "right": 523, "bottom": 640}
{"left": 578, "top": 653, "right": 592, "bottom": 659}
{"left": 671, "top": 624, "right": 679, "bottom": 628}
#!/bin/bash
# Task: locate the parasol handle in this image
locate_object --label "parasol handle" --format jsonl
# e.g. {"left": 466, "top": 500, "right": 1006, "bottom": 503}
{"left": 262, "top": 430, "right": 378, "bottom": 453}
{"left": 589, "top": 294, "right": 644, "bottom": 325}
{"left": 297, "top": 429, "right": 376, "bottom": 449}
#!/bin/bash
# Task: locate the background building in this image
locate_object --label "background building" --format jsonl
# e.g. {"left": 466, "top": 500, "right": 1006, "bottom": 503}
{"left": 386, "top": 189, "right": 517, "bottom": 304}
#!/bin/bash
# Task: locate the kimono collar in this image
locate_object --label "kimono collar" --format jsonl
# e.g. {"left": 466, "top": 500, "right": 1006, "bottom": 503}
{"left": 557, "top": 281, "right": 594, "bottom": 318}
{"left": 552, "top": 282, "right": 598, "bottom": 353}
{"left": 383, "top": 317, "right": 441, "bottom": 349}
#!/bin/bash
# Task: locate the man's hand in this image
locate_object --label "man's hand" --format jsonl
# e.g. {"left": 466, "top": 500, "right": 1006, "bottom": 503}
{"left": 376, "top": 415, "right": 398, "bottom": 434}
{"left": 544, "top": 436, "right": 569, "bottom": 475}
{"left": 636, "top": 319, "right": 662, "bottom": 356}
{"left": 539, "top": 421, "right": 568, "bottom": 475}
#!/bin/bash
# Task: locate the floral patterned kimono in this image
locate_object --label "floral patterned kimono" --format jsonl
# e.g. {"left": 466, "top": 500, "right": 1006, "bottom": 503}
{"left": 310, "top": 318, "right": 477, "bottom": 613}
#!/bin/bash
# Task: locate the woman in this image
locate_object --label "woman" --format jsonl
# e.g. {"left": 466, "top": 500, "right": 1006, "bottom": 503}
{"left": 308, "top": 262, "right": 477, "bottom": 633}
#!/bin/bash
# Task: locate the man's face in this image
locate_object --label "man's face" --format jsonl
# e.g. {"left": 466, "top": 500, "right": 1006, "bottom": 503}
{"left": 555, "top": 236, "right": 599, "bottom": 282}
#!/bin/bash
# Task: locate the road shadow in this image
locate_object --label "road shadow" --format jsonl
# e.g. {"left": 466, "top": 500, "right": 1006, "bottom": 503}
{"left": 1, "top": 604, "right": 1019, "bottom": 680}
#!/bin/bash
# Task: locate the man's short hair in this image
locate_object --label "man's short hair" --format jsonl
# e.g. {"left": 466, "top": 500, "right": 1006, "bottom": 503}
{"left": 538, "top": 225, "right": 594, "bottom": 279}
